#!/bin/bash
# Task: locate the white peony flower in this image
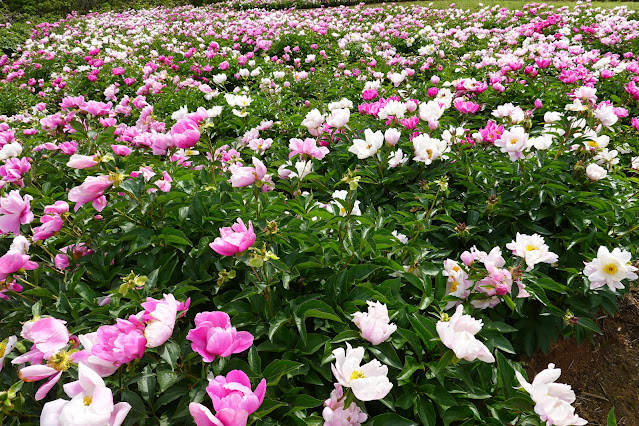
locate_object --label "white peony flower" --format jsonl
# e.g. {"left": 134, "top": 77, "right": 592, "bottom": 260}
{"left": 348, "top": 129, "right": 383, "bottom": 160}
{"left": 584, "top": 246, "right": 638, "bottom": 291}
{"left": 331, "top": 343, "right": 393, "bottom": 401}
{"left": 436, "top": 305, "right": 495, "bottom": 363}
{"left": 505, "top": 233, "right": 559, "bottom": 271}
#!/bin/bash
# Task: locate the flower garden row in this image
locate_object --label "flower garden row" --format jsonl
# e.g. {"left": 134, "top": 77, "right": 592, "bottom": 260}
{"left": 0, "top": 1, "right": 638, "bottom": 424}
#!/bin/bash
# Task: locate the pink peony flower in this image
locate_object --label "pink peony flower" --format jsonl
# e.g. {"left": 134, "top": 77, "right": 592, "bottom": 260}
{"left": 0, "top": 157, "right": 31, "bottom": 185}
{"left": 189, "top": 406, "right": 249, "bottom": 426}
{"left": 66, "top": 154, "right": 98, "bottom": 169}
{"left": 288, "top": 137, "right": 329, "bottom": 160}
{"left": 186, "top": 311, "right": 254, "bottom": 362}
{"left": 32, "top": 215, "right": 64, "bottom": 241}
{"left": 0, "top": 250, "right": 38, "bottom": 281}
{"left": 68, "top": 175, "right": 114, "bottom": 212}
{"left": 44, "top": 201, "right": 70, "bottom": 215}
{"left": 170, "top": 118, "right": 201, "bottom": 149}
{"left": 0, "top": 190, "right": 33, "bottom": 234}
{"left": 91, "top": 317, "right": 147, "bottom": 366}
{"left": 209, "top": 218, "right": 256, "bottom": 256}
{"left": 323, "top": 384, "right": 368, "bottom": 426}
{"left": 206, "top": 370, "right": 266, "bottom": 415}
{"left": 140, "top": 294, "right": 190, "bottom": 348}
{"left": 111, "top": 144, "right": 132, "bottom": 156}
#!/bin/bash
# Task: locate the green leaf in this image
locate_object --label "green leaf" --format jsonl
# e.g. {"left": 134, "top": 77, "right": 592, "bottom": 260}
{"left": 607, "top": 407, "right": 617, "bottom": 426}
{"left": 268, "top": 311, "right": 291, "bottom": 341}
{"left": 284, "top": 394, "right": 325, "bottom": 416}
{"left": 262, "top": 360, "right": 304, "bottom": 386}
{"left": 417, "top": 396, "right": 437, "bottom": 426}
{"left": 367, "top": 413, "right": 418, "bottom": 426}
{"left": 157, "top": 370, "right": 182, "bottom": 393}
{"left": 369, "top": 342, "right": 403, "bottom": 370}
{"left": 158, "top": 341, "right": 180, "bottom": 370}
{"left": 298, "top": 300, "right": 343, "bottom": 323}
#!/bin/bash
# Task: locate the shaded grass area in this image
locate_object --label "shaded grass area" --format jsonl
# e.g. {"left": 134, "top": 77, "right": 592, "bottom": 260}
{"left": 363, "top": 0, "right": 639, "bottom": 10}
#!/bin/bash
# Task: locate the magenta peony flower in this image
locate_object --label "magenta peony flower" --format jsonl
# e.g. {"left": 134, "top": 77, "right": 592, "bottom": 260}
{"left": 206, "top": 370, "right": 266, "bottom": 415}
{"left": 170, "top": 118, "right": 201, "bottom": 149}
{"left": 0, "top": 190, "right": 33, "bottom": 234}
{"left": 209, "top": 218, "right": 256, "bottom": 256}
{"left": 91, "top": 317, "right": 147, "bottom": 366}
{"left": 186, "top": 311, "right": 253, "bottom": 362}
{"left": 189, "top": 406, "right": 249, "bottom": 426}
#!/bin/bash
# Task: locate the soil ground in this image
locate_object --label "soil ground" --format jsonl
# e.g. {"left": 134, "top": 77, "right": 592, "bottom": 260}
{"left": 524, "top": 287, "right": 639, "bottom": 426}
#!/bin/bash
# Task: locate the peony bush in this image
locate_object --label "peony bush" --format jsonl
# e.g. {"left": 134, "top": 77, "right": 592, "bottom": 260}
{"left": 0, "top": 1, "right": 638, "bottom": 424}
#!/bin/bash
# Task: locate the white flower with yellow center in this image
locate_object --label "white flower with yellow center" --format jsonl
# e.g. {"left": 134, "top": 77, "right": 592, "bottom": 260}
{"left": 331, "top": 343, "right": 393, "bottom": 401}
{"left": 0, "top": 336, "right": 17, "bottom": 371}
{"left": 584, "top": 246, "right": 638, "bottom": 291}
{"left": 506, "top": 233, "right": 559, "bottom": 271}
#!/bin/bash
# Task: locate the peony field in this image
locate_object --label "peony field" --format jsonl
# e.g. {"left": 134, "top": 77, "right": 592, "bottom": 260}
{"left": 0, "top": 0, "right": 639, "bottom": 424}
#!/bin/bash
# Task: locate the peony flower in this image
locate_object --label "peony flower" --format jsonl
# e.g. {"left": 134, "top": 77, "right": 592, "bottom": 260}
{"left": 186, "top": 311, "right": 253, "bottom": 362}
{"left": 40, "top": 363, "right": 131, "bottom": 426}
{"left": 506, "top": 233, "right": 559, "bottom": 271}
{"left": 68, "top": 175, "right": 114, "bottom": 212}
{"left": 91, "top": 317, "right": 147, "bottom": 366}
{"left": 329, "top": 190, "right": 361, "bottom": 217}
{"left": 288, "top": 137, "right": 329, "bottom": 160}
{"left": 326, "top": 108, "right": 350, "bottom": 128}
{"left": 412, "top": 134, "right": 447, "bottom": 165}
{"left": 323, "top": 384, "right": 368, "bottom": 426}
{"left": 209, "top": 218, "right": 256, "bottom": 256}
{"left": 442, "top": 259, "right": 473, "bottom": 309}
{"left": 66, "top": 154, "right": 98, "bottom": 169}
{"left": 76, "top": 333, "right": 119, "bottom": 377}
{"left": 0, "top": 249, "right": 38, "bottom": 281}
{"left": 140, "top": 294, "right": 190, "bottom": 348}
{"left": 170, "top": 118, "right": 201, "bottom": 149}
{"left": 515, "top": 364, "right": 587, "bottom": 426}
{"left": 331, "top": 343, "right": 393, "bottom": 401}
{"left": 495, "top": 126, "right": 528, "bottom": 161}
{"left": 436, "top": 305, "right": 495, "bottom": 363}
{"left": 44, "top": 201, "right": 70, "bottom": 215}
{"left": 583, "top": 246, "right": 638, "bottom": 291}
{"left": 32, "top": 215, "right": 64, "bottom": 241}
{"left": 384, "top": 128, "right": 401, "bottom": 146}
{"left": 585, "top": 163, "right": 607, "bottom": 181}
{"left": 352, "top": 301, "right": 397, "bottom": 345}
{"left": 0, "top": 190, "right": 33, "bottom": 235}
{"left": 189, "top": 405, "right": 249, "bottom": 426}
{"left": 0, "top": 336, "right": 17, "bottom": 371}
{"left": 205, "top": 370, "right": 266, "bottom": 415}
{"left": 348, "top": 129, "right": 384, "bottom": 160}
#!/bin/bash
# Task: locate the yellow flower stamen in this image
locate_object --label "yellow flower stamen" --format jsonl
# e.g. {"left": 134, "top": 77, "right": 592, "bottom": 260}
{"left": 603, "top": 263, "right": 619, "bottom": 275}
{"left": 449, "top": 281, "right": 459, "bottom": 293}
{"left": 46, "top": 351, "right": 75, "bottom": 372}
{"left": 526, "top": 245, "right": 538, "bottom": 251}
{"left": 83, "top": 396, "right": 93, "bottom": 406}
{"left": 0, "top": 342, "right": 6, "bottom": 357}
{"left": 349, "top": 370, "right": 367, "bottom": 381}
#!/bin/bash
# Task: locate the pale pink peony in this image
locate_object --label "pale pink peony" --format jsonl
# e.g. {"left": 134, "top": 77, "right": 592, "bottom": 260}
{"left": 186, "top": 311, "right": 254, "bottom": 362}
{"left": 66, "top": 154, "right": 98, "bottom": 169}
{"left": 0, "top": 249, "right": 38, "bottom": 281}
{"left": 40, "top": 363, "right": 131, "bottom": 426}
{"left": 32, "top": 215, "right": 64, "bottom": 241}
{"left": 515, "top": 364, "right": 588, "bottom": 426}
{"left": 140, "top": 294, "right": 190, "bottom": 348}
{"left": 322, "top": 384, "right": 368, "bottom": 426}
{"left": 288, "top": 137, "right": 329, "bottom": 160}
{"left": 506, "top": 233, "right": 559, "bottom": 271}
{"left": 436, "top": 305, "right": 495, "bottom": 363}
{"left": 352, "top": 301, "right": 397, "bottom": 345}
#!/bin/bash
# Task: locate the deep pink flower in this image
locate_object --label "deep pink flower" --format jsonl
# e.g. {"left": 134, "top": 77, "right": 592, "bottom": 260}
{"left": 186, "top": 311, "right": 254, "bottom": 362}
{"left": 454, "top": 99, "right": 481, "bottom": 114}
{"left": 0, "top": 190, "right": 33, "bottom": 234}
{"left": 206, "top": 370, "right": 266, "bottom": 415}
{"left": 91, "top": 317, "right": 147, "bottom": 366}
{"left": 170, "top": 118, "right": 201, "bottom": 149}
{"left": 189, "top": 406, "right": 249, "bottom": 426}
{"left": 0, "top": 157, "right": 31, "bottom": 185}
{"left": 209, "top": 218, "right": 256, "bottom": 256}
